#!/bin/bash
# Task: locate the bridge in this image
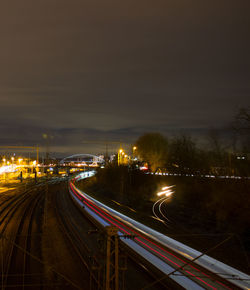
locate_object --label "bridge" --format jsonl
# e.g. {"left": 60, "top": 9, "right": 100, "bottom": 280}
{"left": 59, "top": 154, "right": 105, "bottom": 167}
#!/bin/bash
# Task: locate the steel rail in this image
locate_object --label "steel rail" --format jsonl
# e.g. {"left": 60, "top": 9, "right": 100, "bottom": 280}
{"left": 2, "top": 188, "right": 43, "bottom": 289}
{"left": 53, "top": 186, "right": 102, "bottom": 290}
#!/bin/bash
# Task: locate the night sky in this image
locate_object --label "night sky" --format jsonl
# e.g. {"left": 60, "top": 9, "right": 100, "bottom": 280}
{"left": 1, "top": 0, "right": 250, "bottom": 155}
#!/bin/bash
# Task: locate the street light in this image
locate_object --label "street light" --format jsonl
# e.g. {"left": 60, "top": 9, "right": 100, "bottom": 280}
{"left": 118, "top": 149, "right": 124, "bottom": 166}
{"left": 132, "top": 146, "right": 137, "bottom": 160}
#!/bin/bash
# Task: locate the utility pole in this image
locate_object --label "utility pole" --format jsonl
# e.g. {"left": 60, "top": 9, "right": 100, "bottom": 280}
{"left": 88, "top": 226, "right": 127, "bottom": 290}
{"left": 36, "top": 145, "right": 39, "bottom": 164}
{"left": 42, "top": 134, "right": 51, "bottom": 165}
{"left": 105, "top": 226, "right": 119, "bottom": 290}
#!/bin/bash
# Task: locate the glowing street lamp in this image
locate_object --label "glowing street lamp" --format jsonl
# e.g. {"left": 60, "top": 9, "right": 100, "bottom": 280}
{"left": 118, "top": 149, "right": 124, "bottom": 166}
{"left": 132, "top": 146, "right": 137, "bottom": 160}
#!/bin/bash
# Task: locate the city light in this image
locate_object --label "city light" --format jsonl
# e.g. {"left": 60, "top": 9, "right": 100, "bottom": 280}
{"left": 0, "top": 156, "right": 40, "bottom": 182}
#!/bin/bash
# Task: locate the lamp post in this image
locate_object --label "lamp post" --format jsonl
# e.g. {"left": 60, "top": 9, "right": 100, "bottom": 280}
{"left": 132, "top": 146, "right": 137, "bottom": 160}
{"left": 118, "top": 149, "right": 123, "bottom": 166}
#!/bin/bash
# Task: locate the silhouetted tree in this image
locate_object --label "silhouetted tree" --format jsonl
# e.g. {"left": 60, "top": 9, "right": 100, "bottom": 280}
{"left": 135, "top": 133, "right": 168, "bottom": 172}
{"left": 168, "top": 135, "right": 199, "bottom": 173}
{"left": 234, "top": 107, "right": 250, "bottom": 151}
{"left": 231, "top": 108, "right": 250, "bottom": 175}
{"left": 207, "top": 128, "right": 226, "bottom": 169}
{"left": 234, "top": 107, "right": 250, "bottom": 131}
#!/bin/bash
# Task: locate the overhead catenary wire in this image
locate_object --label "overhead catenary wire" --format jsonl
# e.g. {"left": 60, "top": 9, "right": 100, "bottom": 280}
{"left": 0, "top": 224, "right": 83, "bottom": 290}
{"left": 141, "top": 234, "right": 235, "bottom": 290}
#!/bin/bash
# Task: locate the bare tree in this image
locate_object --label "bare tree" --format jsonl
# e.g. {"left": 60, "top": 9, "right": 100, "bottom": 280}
{"left": 168, "top": 135, "right": 199, "bottom": 173}
{"left": 234, "top": 107, "right": 250, "bottom": 152}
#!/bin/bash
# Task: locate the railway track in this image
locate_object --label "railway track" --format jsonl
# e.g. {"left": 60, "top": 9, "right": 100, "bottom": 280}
{"left": 53, "top": 181, "right": 168, "bottom": 290}
{"left": 0, "top": 177, "right": 104, "bottom": 289}
{"left": 0, "top": 183, "right": 45, "bottom": 289}
{"left": 53, "top": 185, "right": 102, "bottom": 290}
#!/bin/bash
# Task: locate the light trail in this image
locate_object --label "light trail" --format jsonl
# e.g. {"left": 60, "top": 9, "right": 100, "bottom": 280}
{"left": 153, "top": 185, "right": 174, "bottom": 222}
{"left": 158, "top": 198, "right": 171, "bottom": 222}
{"left": 70, "top": 184, "right": 223, "bottom": 289}
{"left": 152, "top": 196, "right": 166, "bottom": 222}
{"left": 68, "top": 172, "right": 250, "bottom": 289}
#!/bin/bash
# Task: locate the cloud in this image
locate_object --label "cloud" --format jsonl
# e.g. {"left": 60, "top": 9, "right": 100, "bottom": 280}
{"left": 0, "top": 0, "right": 249, "bottom": 155}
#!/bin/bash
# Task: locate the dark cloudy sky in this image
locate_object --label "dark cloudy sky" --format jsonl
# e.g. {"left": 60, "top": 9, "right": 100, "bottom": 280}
{"left": 0, "top": 0, "right": 249, "bottom": 155}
